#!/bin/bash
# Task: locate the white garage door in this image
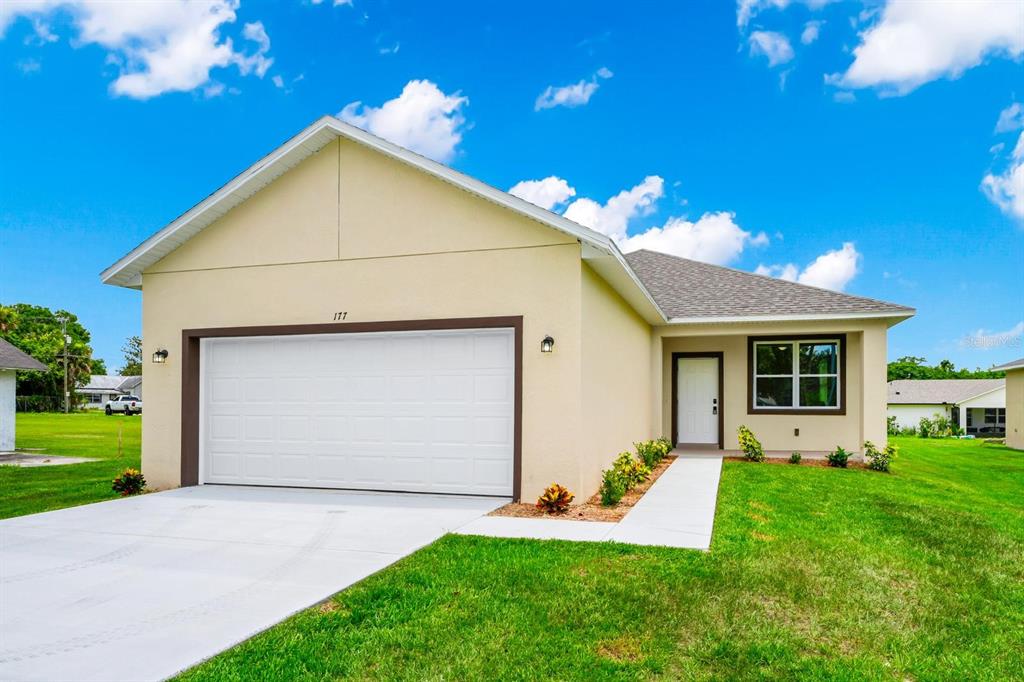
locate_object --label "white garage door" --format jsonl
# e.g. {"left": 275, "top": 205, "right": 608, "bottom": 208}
{"left": 200, "top": 328, "right": 515, "bottom": 496}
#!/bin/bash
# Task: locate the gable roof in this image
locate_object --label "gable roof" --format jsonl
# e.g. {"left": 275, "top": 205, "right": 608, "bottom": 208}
{"left": 99, "top": 115, "right": 664, "bottom": 324}
{"left": 79, "top": 375, "right": 141, "bottom": 392}
{"left": 100, "top": 116, "right": 913, "bottom": 328}
{"left": 0, "top": 338, "right": 47, "bottom": 371}
{"left": 887, "top": 379, "right": 1004, "bottom": 405}
{"left": 992, "top": 357, "right": 1024, "bottom": 372}
{"left": 625, "top": 249, "right": 915, "bottom": 323}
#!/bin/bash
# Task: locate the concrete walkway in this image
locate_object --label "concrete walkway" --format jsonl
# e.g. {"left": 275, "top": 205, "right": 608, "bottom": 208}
{"left": 0, "top": 486, "right": 503, "bottom": 682}
{"left": 455, "top": 454, "right": 724, "bottom": 550}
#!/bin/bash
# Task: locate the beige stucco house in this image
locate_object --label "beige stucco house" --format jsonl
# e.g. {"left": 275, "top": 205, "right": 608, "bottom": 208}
{"left": 101, "top": 116, "right": 914, "bottom": 502}
{"left": 992, "top": 358, "right": 1024, "bottom": 450}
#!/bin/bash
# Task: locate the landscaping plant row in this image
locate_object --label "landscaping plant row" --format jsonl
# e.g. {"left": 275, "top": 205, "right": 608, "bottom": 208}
{"left": 737, "top": 425, "right": 896, "bottom": 472}
{"left": 534, "top": 438, "right": 674, "bottom": 514}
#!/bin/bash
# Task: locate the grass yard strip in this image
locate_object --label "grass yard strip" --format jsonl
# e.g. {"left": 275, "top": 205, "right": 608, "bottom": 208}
{"left": 178, "top": 437, "right": 1024, "bottom": 681}
{"left": 0, "top": 412, "right": 142, "bottom": 519}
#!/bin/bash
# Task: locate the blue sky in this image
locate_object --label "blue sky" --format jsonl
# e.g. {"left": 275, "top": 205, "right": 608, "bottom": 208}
{"left": 1, "top": 0, "right": 1022, "bottom": 372}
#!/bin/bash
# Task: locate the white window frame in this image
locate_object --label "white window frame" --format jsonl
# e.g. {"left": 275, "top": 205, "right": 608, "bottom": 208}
{"left": 752, "top": 338, "right": 842, "bottom": 412}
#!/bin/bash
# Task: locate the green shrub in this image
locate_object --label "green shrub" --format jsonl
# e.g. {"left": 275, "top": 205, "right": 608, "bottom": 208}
{"left": 886, "top": 415, "right": 900, "bottom": 436}
{"left": 864, "top": 441, "right": 896, "bottom": 472}
{"left": 536, "top": 483, "right": 575, "bottom": 513}
{"left": 900, "top": 425, "right": 917, "bottom": 437}
{"left": 918, "top": 417, "right": 932, "bottom": 438}
{"left": 613, "top": 451, "right": 650, "bottom": 488}
{"left": 737, "top": 425, "right": 765, "bottom": 462}
{"left": 931, "top": 413, "right": 952, "bottom": 437}
{"left": 635, "top": 438, "right": 672, "bottom": 468}
{"left": 788, "top": 452, "right": 802, "bottom": 464}
{"left": 111, "top": 468, "right": 146, "bottom": 496}
{"left": 599, "top": 468, "right": 627, "bottom": 506}
{"left": 826, "top": 447, "right": 850, "bottom": 468}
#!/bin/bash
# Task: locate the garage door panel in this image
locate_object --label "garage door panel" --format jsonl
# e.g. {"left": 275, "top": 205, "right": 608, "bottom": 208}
{"left": 201, "top": 328, "right": 514, "bottom": 496}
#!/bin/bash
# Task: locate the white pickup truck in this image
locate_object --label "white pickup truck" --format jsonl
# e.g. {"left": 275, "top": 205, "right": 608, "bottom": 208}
{"left": 105, "top": 395, "right": 142, "bottom": 416}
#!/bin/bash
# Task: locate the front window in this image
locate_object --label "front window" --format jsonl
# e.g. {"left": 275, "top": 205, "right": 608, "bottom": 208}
{"left": 751, "top": 338, "right": 842, "bottom": 411}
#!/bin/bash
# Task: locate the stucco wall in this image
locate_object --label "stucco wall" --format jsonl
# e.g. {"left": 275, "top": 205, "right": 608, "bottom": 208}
{"left": 887, "top": 404, "right": 952, "bottom": 431}
{"left": 579, "top": 263, "right": 653, "bottom": 497}
{"left": 958, "top": 386, "right": 1005, "bottom": 409}
{"left": 1006, "top": 369, "right": 1024, "bottom": 451}
{"left": 654, "top": 320, "right": 889, "bottom": 453}
{"left": 141, "top": 138, "right": 584, "bottom": 500}
{"left": 0, "top": 370, "right": 15, "bottom": 452}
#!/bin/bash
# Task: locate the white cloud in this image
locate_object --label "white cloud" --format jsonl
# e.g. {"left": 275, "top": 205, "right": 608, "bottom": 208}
{"left": 339, "top": 79, "right": 469, "bottom": 163}
{"left": 832, "top": 0, "right": 1024, "bottom": 95}
{"left": 981, "top": 132, "right": 1024, "bottom": 221}
{"left": 748, "top": 31, "right": 794, "bottom": 67}
{"left": 620, "top": 212, "right": 769, "bottom": 265}
{"left": 755, "top": 263, "right": 799, "bottom": 281}
{"left": 236, "top": 21, "right": 272, "bottom": 78}
{"left": 550, "top": 175, "right": 767, "bottom": 265}
{"left": 800, "top": 20, "right": 822, "bottom": 45}
{"left": 563, "top": 176, "right": 664, "bottom": 240}
{"left": 995, "top": 102, "right": 1024, "bottom": 133}
{"left": 271, "top": 74, "right": 284, "bottom": 88}
{"left": 16, "top": 56, "right": 41, "bottom": 74}
{"left": 508, "top": 176, "right": 576, "bottom": 211}
{"left": 959, "top": 321, "right": 1024, "bottom": 351}
{"left": 311, "top": 0, "right": 353, "bottom": 5}
{"left": 757, "top": 242, "right": 861, "bottom": 291}
{"left": 379, "top": 42, "right": 399, "bottom": 55}
{"left": 534, "top": 67, "right": 613, "bottom": 111}
{"left": 0, "top": 0, "right": 274, "bottom": 99}
{"left": 737, "top": 0, "right": 835, "bottom": 28}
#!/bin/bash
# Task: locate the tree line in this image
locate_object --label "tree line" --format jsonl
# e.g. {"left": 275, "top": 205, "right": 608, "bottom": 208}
{"left": 887, "top": 356, "right": 1005, "bottom": 382}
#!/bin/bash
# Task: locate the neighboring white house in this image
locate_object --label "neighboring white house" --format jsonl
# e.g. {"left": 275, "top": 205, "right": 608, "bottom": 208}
{"left": 77, "top": 375, "right": 143, "bottom": 409}
{"left": 887, "top": 379, "right": 1006, "bottom": 435}
{"left": 0, "top": 338, "right": 48, "bottom": 452}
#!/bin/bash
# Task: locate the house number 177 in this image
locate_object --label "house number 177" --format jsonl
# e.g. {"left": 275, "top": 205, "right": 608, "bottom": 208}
{"left": 333, "top": 311, "right": 348, "bottom": 321}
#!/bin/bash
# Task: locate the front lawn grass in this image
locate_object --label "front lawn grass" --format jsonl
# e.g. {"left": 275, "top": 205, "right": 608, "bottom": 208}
{"left": 179, "top": 437, "right": 1024, "bottom": 681}
{"left": 0, "top": 411, "right": 141, "bottom": 519}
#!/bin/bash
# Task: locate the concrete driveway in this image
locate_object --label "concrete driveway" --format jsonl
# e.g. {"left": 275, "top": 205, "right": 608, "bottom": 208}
{"left": 0, "top": 486, "right": 503, "bottom": 681}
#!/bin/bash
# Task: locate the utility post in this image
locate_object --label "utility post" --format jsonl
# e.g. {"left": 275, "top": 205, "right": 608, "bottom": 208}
{"left": 57, "top": 314, "right": 69, "bottom": 413}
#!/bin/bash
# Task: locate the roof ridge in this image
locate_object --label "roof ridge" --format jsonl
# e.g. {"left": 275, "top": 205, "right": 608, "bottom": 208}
{"left": 626, "top": 248, "right": 914, "bottom": 312}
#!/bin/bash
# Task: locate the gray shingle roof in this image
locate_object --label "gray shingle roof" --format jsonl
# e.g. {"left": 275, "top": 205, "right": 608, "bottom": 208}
{"left": 623, "top": 249, "right": 915, "bottom": 321}
{"left": 992, "top": 357, "right": 1024, "bottom": 371}
{"left": 79, "top": 375, "right": 139, "bottom": 391}
{"left": 887, "top": 379, "right": 1004, "bottom": 405}
{"left": 0, "top": 338, "right": 48, "bottom": 371}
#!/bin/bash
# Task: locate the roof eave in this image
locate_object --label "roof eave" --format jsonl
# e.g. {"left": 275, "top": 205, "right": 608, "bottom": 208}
{"left": 663, "top": 310, "right": 916, "bottom": 326}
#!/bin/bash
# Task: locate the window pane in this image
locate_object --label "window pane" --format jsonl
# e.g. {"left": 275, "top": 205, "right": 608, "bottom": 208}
{"left": 756, "top": 377, "right": 793, "bottom": 407}
{"left": 799, "top": 342, "right": 837, "bottom": 375}
{"left": 756, "top": 343, "right": 793, "bottom": 375}
{"left": 799, "top": 376, "right": 838, "bottom": 407}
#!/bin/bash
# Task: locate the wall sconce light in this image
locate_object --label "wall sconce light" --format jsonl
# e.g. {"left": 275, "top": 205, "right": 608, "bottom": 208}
{"left": 540, "top": 335, "right": 555, "bottom": 353}
{"left": 152, "top": 348, "right": 169, "bottom": 364}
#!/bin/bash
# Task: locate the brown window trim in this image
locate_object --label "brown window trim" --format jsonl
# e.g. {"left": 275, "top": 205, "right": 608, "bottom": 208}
{"left": 181, "top": 316, "right": 524, "bottom": 501}
{"left": 671, "top": 352, "right": 724, "bottom": 450}
{"left": 747, "top": 333, "right": 847, "bottom": 416}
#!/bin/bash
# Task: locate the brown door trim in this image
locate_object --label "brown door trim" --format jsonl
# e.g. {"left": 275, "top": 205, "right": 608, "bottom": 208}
{"left": 671, "top": 352, "right": 724, "bottom": 450}
{"left": 180, "top": 316, "right": 524, "bottom": 501}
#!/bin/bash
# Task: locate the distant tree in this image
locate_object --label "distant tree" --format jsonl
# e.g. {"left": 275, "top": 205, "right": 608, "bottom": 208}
{"left": 119, "top": 336, "right": 143, "bottom": 376}
{"left": 0, "top": 305, "right": 19, "bottom": 333}
{"left": 90, "top": 358, "right": 108, "bottom": 375}
{"left": 0, "top": 303, "right": 96, "bottom": 403}
{"left": 888, "top": 356, "right": 1005, "bottom": 381}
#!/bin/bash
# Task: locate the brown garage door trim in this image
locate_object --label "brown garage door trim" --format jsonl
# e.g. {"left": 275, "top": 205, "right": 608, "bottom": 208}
{"left": 181, "top": 316, "right": 524, "bottom": 501}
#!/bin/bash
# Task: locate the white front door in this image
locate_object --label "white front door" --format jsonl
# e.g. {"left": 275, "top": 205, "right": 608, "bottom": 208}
{"left": 200, "top": 328, "right": 515, "bottom": 496}
{"left": 676, "top": 356, "right": 719, "bottom": 445}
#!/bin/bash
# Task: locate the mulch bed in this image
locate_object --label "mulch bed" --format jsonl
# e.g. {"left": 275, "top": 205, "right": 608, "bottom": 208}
{"left": 489, "top": 456, "right": 675, "bottom": 522}
{"left": 724, "top": 456, "right": 866, "bottom": 469}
